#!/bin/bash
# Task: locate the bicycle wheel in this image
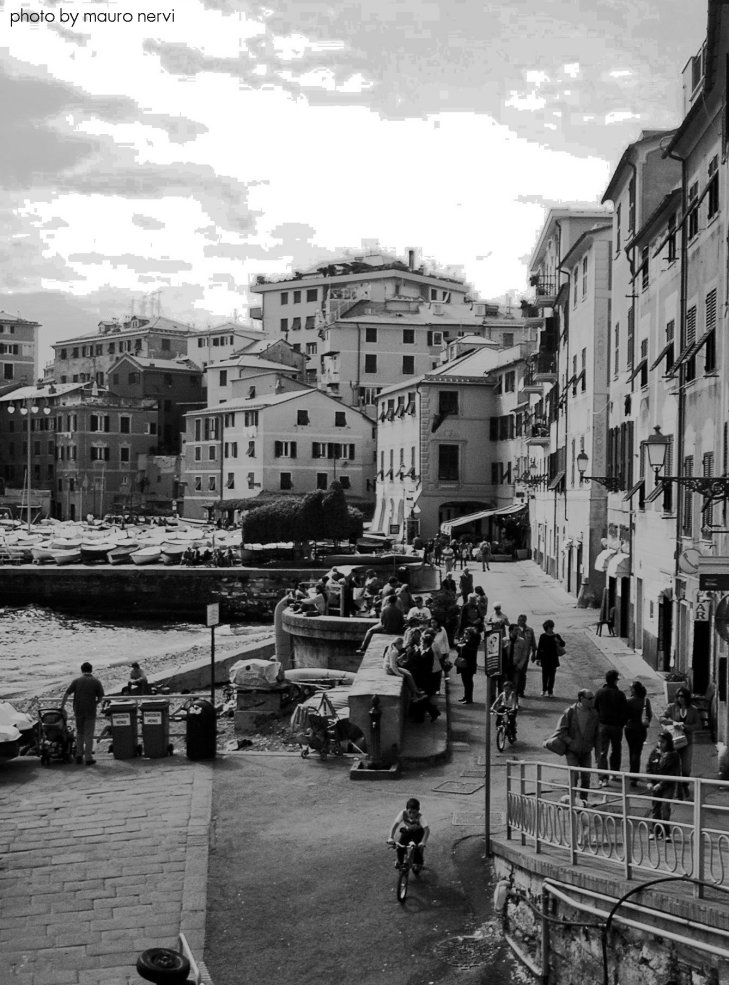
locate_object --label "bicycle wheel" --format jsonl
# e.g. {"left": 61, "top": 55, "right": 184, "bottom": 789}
{"left": 508, "top": 725, "right": 517, "bottom": 745}
{"left": 496, "top": 723, "right": 506, "bottom": 752}
{"left": 397, "top": 865, "right": 409, "bottom": 904}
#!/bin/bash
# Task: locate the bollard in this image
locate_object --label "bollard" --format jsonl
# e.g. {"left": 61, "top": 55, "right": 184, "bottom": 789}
{"left": 136, "top": 947, "right": 191, "bottom": 984}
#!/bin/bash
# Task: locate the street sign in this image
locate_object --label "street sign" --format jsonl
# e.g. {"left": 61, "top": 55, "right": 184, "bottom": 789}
{"left": 485, "top": 628, "right": 503, "bottom": 678}
{"left": 695, "top": 599, "right": 711, "bottom": 622}
{"left": 698, "top": 557, "right": 729, "bottom": 591}
{"left": 206, "top": 603, "right": 220, "bottom": 627}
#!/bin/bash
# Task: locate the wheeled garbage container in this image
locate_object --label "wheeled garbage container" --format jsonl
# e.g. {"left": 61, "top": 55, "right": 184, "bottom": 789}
{"left": 185, "top": 698, "right": 216, "bottom": 761}
{"left": 106, "top": 700, "right": 139, "bottom": 760}
{"left": 140, "top": 698, "right": 171, "bottom": 759}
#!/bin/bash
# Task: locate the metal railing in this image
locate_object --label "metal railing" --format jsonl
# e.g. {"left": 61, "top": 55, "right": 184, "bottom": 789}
{"left": 505, "top": 761, "right": 729, "bottom": 897}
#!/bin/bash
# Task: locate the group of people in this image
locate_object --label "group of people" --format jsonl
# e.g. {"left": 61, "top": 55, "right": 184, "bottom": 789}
{"left": 551, "top": 671, "right": 702, "bottom": 836}
{"left": 181, "top": 546, "right": 238, "bottom": 567}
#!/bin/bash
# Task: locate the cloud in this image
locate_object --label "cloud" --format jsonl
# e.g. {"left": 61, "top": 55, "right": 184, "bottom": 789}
{"left": 66, "top": 252, "right": 194, "bottom": 274}
{"left": 131, "top": 214, "right": 166, "bottom": 230}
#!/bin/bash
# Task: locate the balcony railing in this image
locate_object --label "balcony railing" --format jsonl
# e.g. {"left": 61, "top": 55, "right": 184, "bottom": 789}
{"left": 505, "top": 760, "right": 729, "bottom": 894}
{"left": 530, "top": 274, "right": 559, "bottom": 304}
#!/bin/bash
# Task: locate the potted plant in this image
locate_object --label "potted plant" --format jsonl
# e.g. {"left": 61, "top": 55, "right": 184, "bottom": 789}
{"left": 662, "top": 669, "right": 688, "bottom": 704}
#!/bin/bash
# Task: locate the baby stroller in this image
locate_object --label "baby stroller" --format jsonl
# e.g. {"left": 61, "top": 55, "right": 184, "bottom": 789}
{"left": 38, "top": 707, "right": 76, "bottom": 766}
{"left": 291, "top": 692, "right": 346, "bottom": 760}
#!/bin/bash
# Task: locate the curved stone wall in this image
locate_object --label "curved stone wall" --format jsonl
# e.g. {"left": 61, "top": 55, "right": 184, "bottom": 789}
{"left": 281, "top": 609, "right": 377, "bottom": 672}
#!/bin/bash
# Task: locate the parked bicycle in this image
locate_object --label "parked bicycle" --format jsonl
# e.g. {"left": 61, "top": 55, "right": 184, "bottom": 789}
{"left": 389, "top": 840, "right": 423, "bottom": 903}
{"left": 493, "top": 707, "right": 518, "bottom": 752}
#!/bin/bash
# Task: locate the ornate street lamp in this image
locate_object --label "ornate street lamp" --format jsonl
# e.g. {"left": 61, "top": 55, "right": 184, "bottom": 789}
{"left": 644, "top": 425, "right": 729, "bottom": 517}
{"left": 575, "top": 451, "right": 623, "bottom": 492}
{"left": 7, "top": 396, "right": 51, "bottom": 532}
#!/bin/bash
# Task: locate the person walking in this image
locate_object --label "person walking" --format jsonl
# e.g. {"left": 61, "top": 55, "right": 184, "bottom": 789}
{"left": 506, "top": 624, "right": 530, "bottom": 698}
{"left": 516, "top": 614, "right": 537, "bottom": 663}
{"left": 458, "top": 593, "right": 483, "bottom": 635}
{"left": 419, "top": 629, "right": 444, "bottom": 722}
{"left": 535, "top": 619, "right": 564, "bottom": 697}
{"left": 441, "top": 545, "right": 455, "bottom": 574}
{"left": 478, "top": 539, "right": 492, "bottom": 572}
{"left": 61, "top": 662, "right": 105, "bottom": 766}
{"left": 490, "top": 602, "right": 510, "bottom": 631}
{"left": 624, "top": 680, "right": 652, "bottom": 786}
{"left": 459, "top": 567, "right": 474, "bottom": 603}
{"left": 660, "top": 686, "right": 702, "bottom": 797}
{"left": 555, "top": 688, "right": 599, "bottom": 800}
{"left": 473, "top": 586, "right": 489, "bottom": 625}
{"left": 594, "top": 670, "right": 628, "bottom": 786}
{"left": 455, "top": 625, "right": 480, "bottom": 704}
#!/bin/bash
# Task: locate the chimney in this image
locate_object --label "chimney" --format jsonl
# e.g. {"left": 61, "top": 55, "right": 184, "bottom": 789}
{"left": 407, "top": 249, "right": 415, "bottom": 271}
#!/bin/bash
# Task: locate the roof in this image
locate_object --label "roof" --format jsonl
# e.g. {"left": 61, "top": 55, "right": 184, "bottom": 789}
{"left": 377, "top": 342, "right": 525, "bottom": 397}
{"left": 0, "top": 311, "right": 40, "bottom": 327}
{"left": 191, "top": 322, "right": 263, "bottom": 337}
{"left": 210, "top": 355, "right": 300, "bottom": 373}
{"left": 108, "top": 354, "right": 201, "bottom": 372}
{"left": 561, "top": 223, "right": 613, "bottom": 268}
{"left": 185, "top": 386, "right": 375, "bottom": 421}
{"left": 0, "top": 381, "right": 102, "bottom": 403}
{"left": 55, "top": 316, "right": 192, "bottom": 347}
{"left": 601, "top": 130, "right": 675, "bottom": 203}
{"left": 529, "top": 207, "right": 612, "bottom": 269}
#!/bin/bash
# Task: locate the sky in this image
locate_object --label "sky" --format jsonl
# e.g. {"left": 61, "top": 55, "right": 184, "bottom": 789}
{"left": 0, "top": 0, "right": 709, "bottom": 368}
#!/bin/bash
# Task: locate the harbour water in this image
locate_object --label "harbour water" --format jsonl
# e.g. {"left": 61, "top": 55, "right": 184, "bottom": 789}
{"left": 0, "top": 604, "right": 268, "bottom": 702}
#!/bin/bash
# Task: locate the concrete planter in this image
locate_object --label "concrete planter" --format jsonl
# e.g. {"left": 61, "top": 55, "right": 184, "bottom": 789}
{"left": 350, "top": 758, "right": 401, "bottom": 780}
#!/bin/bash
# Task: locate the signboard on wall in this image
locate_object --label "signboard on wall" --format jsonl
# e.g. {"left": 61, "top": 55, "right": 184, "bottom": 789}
{"left": 699, "top": 558, "right": 729, "bottom": 591}
{"left": 695, "top": 595, "right": 711, "bottom": 622}
{"left": 484, "top": 628, "right": 503, "bottom": 678}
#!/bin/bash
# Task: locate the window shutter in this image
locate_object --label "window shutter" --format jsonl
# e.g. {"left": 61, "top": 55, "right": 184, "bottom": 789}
{"left": 291, "top": 442, "right": 297, "bottom": 459}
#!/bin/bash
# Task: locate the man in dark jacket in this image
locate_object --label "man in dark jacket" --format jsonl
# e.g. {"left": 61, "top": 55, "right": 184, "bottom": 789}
{"left": 61, "top": 662, "right": 104, "bottom": 766}
{"left": 357, "top": 596, "right": 404, "bottom": 653}
{"left": 594, "top": 669, "right": 628, "bottom": 786}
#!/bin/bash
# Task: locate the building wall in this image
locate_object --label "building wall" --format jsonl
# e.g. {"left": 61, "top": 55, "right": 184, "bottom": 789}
{"left": 0, "top": 316, "right": 37, "bottom": 385}
{"left": 54, "top": 328, "right": 190, "bottom": 385}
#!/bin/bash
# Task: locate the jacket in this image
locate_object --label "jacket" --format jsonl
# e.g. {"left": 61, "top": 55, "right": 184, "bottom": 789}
{"left": 558, "top": 703, "right": 599, "bottom": 757}
{"left": 594, "top": 684, "right": 628, "bottom": 727}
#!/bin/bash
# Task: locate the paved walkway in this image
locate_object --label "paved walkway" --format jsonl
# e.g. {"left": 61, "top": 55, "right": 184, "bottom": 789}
{"left": 1, "top": 559, "right": 720, "bottom": 985}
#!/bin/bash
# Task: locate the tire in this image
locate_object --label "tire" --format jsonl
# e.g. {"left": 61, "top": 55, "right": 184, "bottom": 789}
{"left": 301, "top": 747, "right": 309, "bottom": 759}
{"left": 496, "top": 725, "right": 506, "bottom": 753}
{"left": 508, "top": 729, "right": 517, "bottom": 745}
{"left": 136, "top": 947, "right": 191, "bottom": 984}
{"left": 397, "top": 866, "right": 409, "bottom": 904}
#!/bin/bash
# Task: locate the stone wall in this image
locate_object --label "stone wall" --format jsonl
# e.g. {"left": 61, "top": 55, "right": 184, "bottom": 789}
{"left": 493, "top": 840, "right": 729, "bottom": 985}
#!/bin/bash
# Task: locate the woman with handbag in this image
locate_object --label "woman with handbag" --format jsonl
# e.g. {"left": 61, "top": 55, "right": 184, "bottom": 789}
{"left": 455, "top": 625, "right": 480, "bottom": 705}
{"left": 624, "top": 680, "right": 652, "bottom": 787}
{"left": 535, "top": 619, "right": 565, "bottom": 697}
{"left": 660, "top": 686, "right": 702, "bottom": 794}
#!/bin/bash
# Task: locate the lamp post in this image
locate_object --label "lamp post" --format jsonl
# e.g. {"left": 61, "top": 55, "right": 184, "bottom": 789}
{"left": 645, "top": 425, "right": 729, "bottom": 521}
{"left": 575, "top": 451, "right": 623, "bottom": 492}
{"left": 7, "top": 396, "right": 51, "bottom": 532}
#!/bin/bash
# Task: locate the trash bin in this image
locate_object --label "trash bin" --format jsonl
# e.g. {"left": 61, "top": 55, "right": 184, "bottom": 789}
{"left": 140, "top": 698, "right": 171, "bottom": 759}
{"left": 106, "top": 700, "right": 139, "bottom": 760}
{"left": 185, "top": 698, "right": 216, "bottom": 761}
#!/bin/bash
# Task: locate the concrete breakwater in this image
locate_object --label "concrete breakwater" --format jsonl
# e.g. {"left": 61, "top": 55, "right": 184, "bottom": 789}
{"left": 0, "top": 566, "right": 328, "bottom": 622}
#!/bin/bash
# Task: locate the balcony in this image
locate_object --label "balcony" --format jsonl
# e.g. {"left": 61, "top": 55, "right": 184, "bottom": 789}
{"left": 529, "top": 274, "right": 559, "bottom": 308}
{"left": 532, "top": 352, "right": 558, "bottom": 383}
{"left": 526, "top": 422, "right": 551, "bottom": 446}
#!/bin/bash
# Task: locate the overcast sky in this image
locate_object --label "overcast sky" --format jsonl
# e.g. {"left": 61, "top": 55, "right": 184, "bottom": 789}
{"left": 1, "top": 0, "right": 708, "bottom": 364}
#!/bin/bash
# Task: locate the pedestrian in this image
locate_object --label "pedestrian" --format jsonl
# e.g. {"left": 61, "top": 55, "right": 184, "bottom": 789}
{"left": 458, "top": 592, "right": 483, "bottom": 635}
{"left": 387, "top": 797, "right": 430, "bottom": 869}
{"left": 506, "top": 624, "right": 530, "bottom": 698}
{"left": 440, "top": 572, "right": 457, "bottom": 595}
{"left": 594, "top": 669, "right": 628, "bottom": 786}
{"left": 459, "top": 567, "right": 474, "bottom": 604}
{"left": 660, "top": 686, "right": 702, "bottom": 797}
{"left": 455, "top": 625, "right": 480, "bottom": 704}
{"left": 60, "top": 661, "right": 105, "bottom": 766}
{"left": 442, "top": 544, "right": 455, "bottom": 573}
{"left": 407, "top": 596, "right": 432, "bottom": 626}
{"left": 555, "top": 688, "right": 599, "bottom": 800}
{"left": 490, "top": 602, "right": 510, "bottom": 630}
{"left": 535, "top": 619, "right": 564, "bottom": 697}
{"left": 516, "top": 614, "right": 537, "bottom": 662}
{"left": 473, "top": 585, "right": 489, "bottom": 624}
{"left": 419, "top": 629, "right": 443, "bottom": 722}
{"left": 624, "top": 680, "right": 652, "bottom": 786}
{"left": 478, "top": 539, "right": 492, "bottom": 572}
{"left": 428, "top": 617, "right": 451, "bottom": 668}
{"left": 647, "top": 731, "right": 682, "bottom": 840}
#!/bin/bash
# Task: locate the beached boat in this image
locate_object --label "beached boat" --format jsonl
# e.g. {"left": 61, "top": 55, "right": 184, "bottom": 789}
{"left": 131, "top": 546, "right": 162, "bottom": 565}
{"left": 160, "top": 543, "right": 186, "bottom": 565}
{"left": 31, "top": 544, "right": 55, "bottom": 564}
{"left": 80, "top": 541, "right": 118, "bottom": 563}
{"left": 107, "top": 543, "right": 138, "bottom": 565}
{"left": 51, "top": 547, "right": 82, "bottom": 565}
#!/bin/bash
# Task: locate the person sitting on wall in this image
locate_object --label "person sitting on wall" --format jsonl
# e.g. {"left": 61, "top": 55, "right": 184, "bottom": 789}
{"left": 356, "top": 595, "right": 405, "bottom": 654}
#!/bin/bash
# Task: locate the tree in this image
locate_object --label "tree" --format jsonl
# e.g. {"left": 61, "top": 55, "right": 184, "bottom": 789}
{"left": 321, "top": 482, "right": 351, "bottom": 543}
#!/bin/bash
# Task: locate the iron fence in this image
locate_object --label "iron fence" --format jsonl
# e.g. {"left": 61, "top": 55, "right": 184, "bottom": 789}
{"left": 505, "top": 760, "right": 729, "bottom": 897}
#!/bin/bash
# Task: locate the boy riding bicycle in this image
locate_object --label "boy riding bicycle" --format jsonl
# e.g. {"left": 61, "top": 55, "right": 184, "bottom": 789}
{"left": 490, "top": 680, "right": 519, "bottom": 732}
{"left": 387, "top": 797, "right": 430, "bottom": 869}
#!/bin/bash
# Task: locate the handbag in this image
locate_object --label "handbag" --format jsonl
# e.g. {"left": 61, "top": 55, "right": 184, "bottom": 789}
{"left": 665, "top": 723, "right": 688, "bottom": 750}
{"left": 555, "top": 635, "right": 566, "bottom": 657}
{"left": 641, "top": 700, "right": 651, "bottom": 728}
{"left": 454, "top": 655, "right": 467, "bottom": 670}
{"left": 440, "top": 655, "right": 453, "bottom": 674}
{"left": 543, "top": 732, "right": 567, "bottom": 756}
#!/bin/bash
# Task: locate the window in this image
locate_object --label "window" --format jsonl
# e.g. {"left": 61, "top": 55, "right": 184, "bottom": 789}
{"left": 667, "top": 213, "right": 677, "bottom": 262}
{"left": 707, "top": 156, "right": 719, "bottom": 219}
{"left": 3, "top": 364, "right": 12, "bottom": 380}
{"left": 703, "top": 452, "right": 715, "bottom": 527}
{"left": 582, "top": 255, "right": 588, "bottom": 298}
{"left": 247, "top": 441, "right": 255, "bottom": 457}
{"left": 194, "top": 476, "right": 202, "bottom": 491}
{"left": 90, "top": 445, "right": 110, "bottom": 462}
{"left": 297, "top": 409, "right": 309, "bottom": 426}
{"left": 502, "top": 333, "right": 514, "bottom": 347}
{"left": 316, "top": 473, "right": 328, "bottom": 490}
{"left": 280, "top": 318, "right": 288, "bottom": 332}
{"left": 402, "top": 355, "right": 415, "bottom": 374}
{"left": 128, "top": 372, "right": 140, "bottom": 385}
{"left": 208, "top": 475, "right": 216, "bottom": 491}
{"left": 208, "top": 446, "right": 216, "bottom": 461}
{"left": 438, "top": 445, "right": 459, "bottom": 481}
{"left": 293, "top": 290, "right": 301, "bottom": 303}
{"left": 683, "top": 456, "right": 694, "bottom": 535}
{"left": 403, "top": 329, "right": 415, "bottom": 344}
{"left": 194, "top": 446, "right": 202, "bottom": 461}
{"left": 626, "top": 307, "right": 634, "bottom": 370}
{"left": 161, "top": 339, "right": 170, "bottom": 351}
{"left": 291, "top": 317, "right": 301, "bottom": 331}
{"left": 705, "top": 288, "right": 717, "bottom": 372}
{"left": 438, "top": 390, "right": 459, "bottom": 416}
{"left": 335, "top": 411, "right": 346, "bottom": 428}
{"left": 306, "top": 288, "right": 318, "bottom": 302}
{"left": 306, "top": 342, "right": 317, "bottom": 355}
{"left": 639, "top": 339, "right": 648, "bottom": 388}
{"left": 641, "top": 246, "right": 649, "bottom": 290}
{"left": 627, "top": 176, "right": 635, "bottom": 233}
{"left": 688, "top": 180, "right": 699, "bottom": 239}
{"left": 219, "top": 370, "right": 227, "bottom": 386}
{"left": 274, "top": 440, "right": 297, "bottom": 458}
{"left": 364, "top": 354, "right": 377, "bottom": 374}
{"left": 280, "top": 292, "right": 289, "bottom": 305}
{"left": 504, "top": 371, "right": 515, "bottom": 393}
{"left": 685, "top": 304, "right": 697, "bottom": 382}
{"left": 615, "top": 204, "right": 621, "bottom": 253}
{"left": 339, "top": 475, "right": 350, "bottom": 489}
{"left": 305, "top": 315, "right": 316, "bottom": 330}
{"left": 248, "top": 386, "right": 256, "bottom": 399}
{"left": 280, "top": 472, "right": 292, "bottom": 490}
{"left": 665, "top": 319, "right": 675, "bottom": 373}
{"left": 226, "top": 473, "right": 235, "bottom": 489}
{"left": 572, "top": 266, "right": 578, "bottom": 307}
{"left": 244, "top": 411, "right": 259, "bottom": 427}
{"left": 60, "top": 348, "right": 67, "bottom": 360}
{"left": 365, "top": 327, "right": 377, "bottom": 343}
{"left": 120, "top": 446, "right": 130, "bottom": 463}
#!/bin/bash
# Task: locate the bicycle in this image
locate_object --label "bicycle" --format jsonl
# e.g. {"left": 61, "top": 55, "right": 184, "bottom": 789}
{"left": 388, "top": 839, "right": 423, "bottom": 904}
{"left": 493, "top": 707, "right": 517, "bottom": 752}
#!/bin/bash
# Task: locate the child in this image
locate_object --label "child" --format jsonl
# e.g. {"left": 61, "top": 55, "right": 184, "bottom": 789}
{"left": 490, "top": 680, "right": 519, "bottom": 730}
{"left": 387, "top": 797, "right": 430, "bottom": 869}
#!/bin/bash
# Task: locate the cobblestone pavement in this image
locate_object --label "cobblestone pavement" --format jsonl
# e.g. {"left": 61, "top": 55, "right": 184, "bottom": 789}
{"left": 1, "top": 756, "right": 212, "bottom": 985}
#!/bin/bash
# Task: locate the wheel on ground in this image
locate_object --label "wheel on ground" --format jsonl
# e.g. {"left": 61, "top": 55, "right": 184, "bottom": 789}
{"left": 136, "top": 947, "right": 191, "bottom": 984}
{"left": 300, "top": 747, "right": 309, "bottom": 759}
{"left": 508, "top": 729, "right": 517, "bottom": 745}
{"left": 496, "top": 726, "right": 506, "bottom": 752}
{"left": 333, "top": 741, "right": 344, "bottom": 757}
{"left": 397, "top": 868, "right": 409, "bottom": 904}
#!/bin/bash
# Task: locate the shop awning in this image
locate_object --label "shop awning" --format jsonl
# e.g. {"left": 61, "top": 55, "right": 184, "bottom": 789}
{"left": 440, "top": 503, "right": 526, "bottom": 536}
{"left": 622, "top": 479, "right": 644, "bottom": 502}
{"left": 547, "top": 471, "right": 565, "bottom": 491}
{"left": 594, "top": 548, "right": 617, "bottom": 572}
{"left": 606, "top": 551, "right": 631, "bottom": 579}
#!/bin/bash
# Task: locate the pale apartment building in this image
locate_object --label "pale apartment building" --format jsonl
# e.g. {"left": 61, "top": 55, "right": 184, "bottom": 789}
{"left": 0, "top": 311, "right": 39, "bottom": 385}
